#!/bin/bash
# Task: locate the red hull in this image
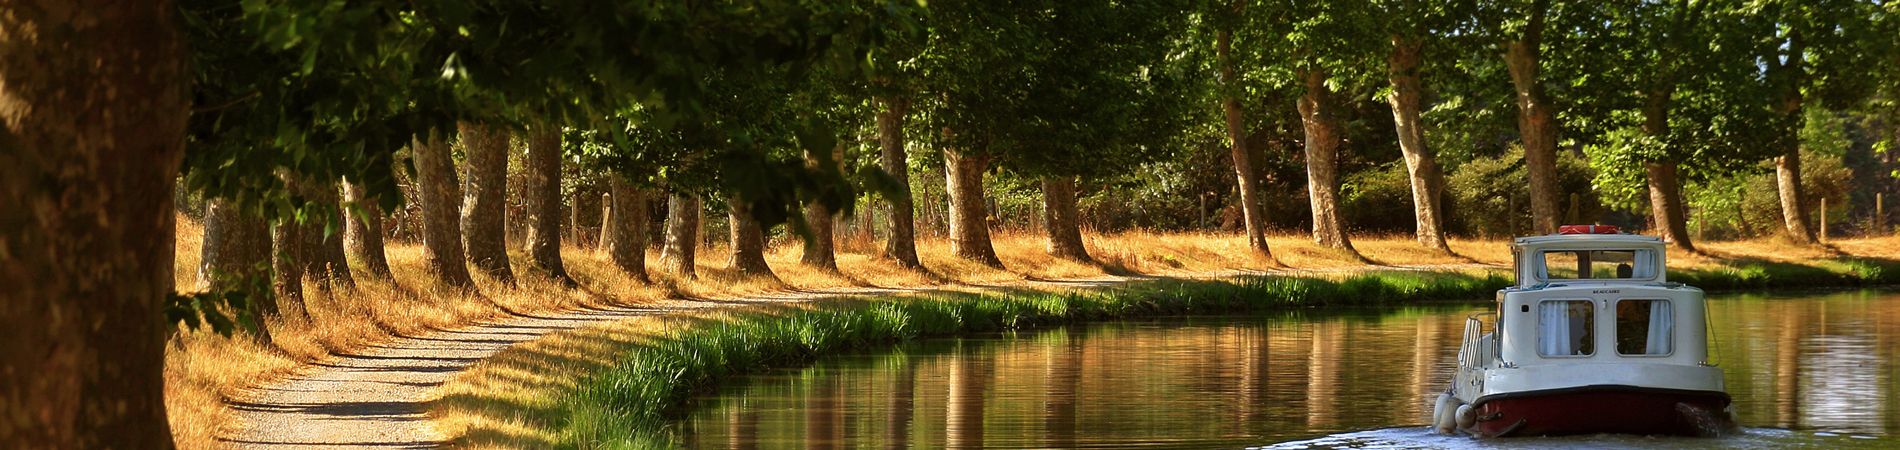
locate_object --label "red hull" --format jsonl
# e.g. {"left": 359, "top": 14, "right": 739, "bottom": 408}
{"left": 1469, "top": 386, "right": 1731, "bottom": 437}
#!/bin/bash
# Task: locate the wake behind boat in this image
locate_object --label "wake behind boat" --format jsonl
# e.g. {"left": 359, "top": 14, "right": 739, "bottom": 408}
{"left": 1433, "top": 225, "right": 1734, "bottom": 437}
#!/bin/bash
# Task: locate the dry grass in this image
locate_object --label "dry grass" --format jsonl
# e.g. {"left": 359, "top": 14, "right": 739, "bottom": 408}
{"left": 165, "top": 211, "right": 1900, "bottom": 448}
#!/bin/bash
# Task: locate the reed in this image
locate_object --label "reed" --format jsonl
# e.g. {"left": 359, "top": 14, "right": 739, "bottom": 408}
{"left": 557, "top": 270, "right": 1515, "bottom": 448}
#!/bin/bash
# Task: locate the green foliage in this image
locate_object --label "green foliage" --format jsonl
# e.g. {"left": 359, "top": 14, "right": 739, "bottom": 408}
{"left": 165, "top": 266, "right": 267, "bottom": 337}
{"left": 1446, "top": 145, "right": 1600, "bottom": 236}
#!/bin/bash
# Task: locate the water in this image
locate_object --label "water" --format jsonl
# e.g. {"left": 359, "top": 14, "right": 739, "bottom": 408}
{"left": 680, "top": 289, "right": 1900, "bottom": 448}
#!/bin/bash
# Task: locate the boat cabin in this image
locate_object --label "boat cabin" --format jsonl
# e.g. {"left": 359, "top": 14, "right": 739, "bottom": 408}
{"left": 1441, "top": 226, "right": 1729, "bottom": 437}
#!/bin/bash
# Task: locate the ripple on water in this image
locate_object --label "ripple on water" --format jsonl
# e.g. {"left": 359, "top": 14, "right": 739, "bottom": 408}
{"left": 1257, "top": 427, "right": 1893, "bottom": 449}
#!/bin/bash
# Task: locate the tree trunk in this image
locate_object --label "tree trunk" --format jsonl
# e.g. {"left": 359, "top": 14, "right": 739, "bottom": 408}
{"left": 1773, "top": 78, "right": 1815, "bottom": 243}
{"left": 944, "top": 142, "right": 1004, "bottom": 267}
{"left": 1218, "top": 22, "right": 1274, "bottom": 259}
{"left": 1297, "top": 67, "right": 1356, "bottom": 251}
{"left": 270, "top": 215, "right": 309, "bottom": 322}
{"left": 1387, "top": 35, "right": 1449, "bottom": 251}
{"left": 0, "top": 2, "right": 186, "bottom": 444}
{"left": 1041, "top": 176, "right": 1091, "bottom": 261}
{"left": 1504, "top": 1, "right": 1561, "bottom": 235}
{"left": 299, "top": 179, "right": 354, "bottom": 291}
{"left": 525, "top": 126, "right": 572, "bottom": 282}
{"left": 199, "top": 198, "right": 275, "bottom": 344}
{"left": 801, "top": 146, "right": 842, "bottom": 271}
{"left": 343, "top": 179, "right": 394, "bottom": 280}
{"left": 726, "top": 194, "right": 778, "bottom": 278}
{"left": 662, "top": 192, "right": 701, "bottom": 277}
{"left": 877, "top": 95, "right": 925, "bottom": 269}
{"left": 412, "top": 129, "right": 477, "bottom": 289}
{"left": 458, "top": 121, "right": 515, "bottom": 284}
{"left": 1639, "top": 91, "right": 1696, "bottom": 251}
{"left": 605, "top": 177, "right": 651, "bottom": 282}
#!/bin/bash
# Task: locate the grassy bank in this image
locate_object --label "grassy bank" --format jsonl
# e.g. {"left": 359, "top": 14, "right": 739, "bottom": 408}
{"left": 555, "top": 271, "right": 1514, "bottom": 448}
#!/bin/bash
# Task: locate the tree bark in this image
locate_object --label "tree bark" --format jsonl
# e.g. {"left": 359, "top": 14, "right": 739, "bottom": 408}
{"left": 1041, "top": 176, "right": 1091, "bottom": 261}
{"left": 726, "top": 194, "right": 778, "bottom": 278}
{"left": 0, "top": 3, "right": 187, "bottom": 444}
{"left": 198, "top": 198, "right": 275, "bottom": 344}
{"left": 801, "top": 145, "right": 842, "bottom": 271}
{"left": 1297, "top": 67, "right": 1356, "bottom": 251}
{"left": 525, "top": 126, "right": 572, "bottom": 282}
{"left": 605, "top": 177, "right": 651, "bottom": 282}
{"left": 1387, "top": 35, "right": 1450, "bottom": 251}
{"left": 271, "top": 214, "right": 309, "bottom": 322}
{"left": 458, "top": 121, "right": 515, "bottom": 284}
{"left": 1640, "top": 90, "right": 1697, "bottom": 251}
{"left": 1770, "top": 53, "right": 1815, "bottom": 243}
{"left": 412, "top": 130, "right": 477, "bottom": 289}
{"left": 1218, "top": 18, "right": 1273, "bottom": 259}
{"left": 877, "top": 95, "right": 925, "bottom": 269}
{"left": 343, "top": 179, "right": 393, "bottom": 280}
{"left": 662, "top": 192, "right": 702, "bottom": 277}
{"left": 1504, "top": 0, "right": 1562, "bottom": 235}
{"left": 299, "top": 179, "right": 354, "bottom": 291}
{"left": 944, "top": 142, "right": 1004, "bottom": 267}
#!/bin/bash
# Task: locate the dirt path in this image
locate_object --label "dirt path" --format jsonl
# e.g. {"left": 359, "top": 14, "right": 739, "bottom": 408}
{"left": 225, "top": 265, "right": 1491, "bottom": 448}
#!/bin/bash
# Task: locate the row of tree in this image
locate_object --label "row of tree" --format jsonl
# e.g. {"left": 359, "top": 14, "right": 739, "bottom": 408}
{"left": 2, "top": 0, "right": 1897, "bottom": 447}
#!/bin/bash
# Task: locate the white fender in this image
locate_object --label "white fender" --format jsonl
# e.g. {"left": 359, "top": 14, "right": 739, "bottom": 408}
{"left": 1432, "top": 393, "right": 1458, "bottom": 434}
{"left": 1455, "top": 403, "right": 1477, "bottom": 430}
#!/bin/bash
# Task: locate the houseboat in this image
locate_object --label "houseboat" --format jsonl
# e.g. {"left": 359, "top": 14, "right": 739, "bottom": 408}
{"left": 1432, "top": 225, "right": 1733, "bottom": 437}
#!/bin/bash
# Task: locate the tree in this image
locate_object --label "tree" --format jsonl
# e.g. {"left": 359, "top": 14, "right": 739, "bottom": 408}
{"left": 662, "top": 193, "right": 703, "bottom": 277}
{"left": 343, "top": 179, "right": 394, "bottom": 280}
{"left": 801, "top": 144, "right": 847, "bottom": 271}
{"left": 1749, "top": 0, "right": 1889, "bottom": 243}
{"left": 1261, "top": 0, "right": 1384, "bottom": 251}
{"left": 604, "top": 176, "right": 651, "bottom": 282}
{"left": 1213, "top": 0, "right": 1275, "bottom": 259}
{"left": 298, "top": 179, "right": 355, "bottom": 290}
{"left": 0, "top": 1, "right": 188, "bottom": 446}
{"left": 524, "top": 127, "right": 573, "bottom": 283}
{"left": 1377, "top": 0, "right": 1464, "bottom": 251}
{"left": 1489, "top": 0, "right": 1565, "bottom": 234}
{"left": 198, "top": 199, "right": 275, "bottom": 345}
{"left": 876, "top": 96, "right": 925, "bottom": 269}
{"left": 413, "top": 130, "right": 478, "bottom": 289}
{"left": 460, "top": 122, "right": 516, "bottom": 284}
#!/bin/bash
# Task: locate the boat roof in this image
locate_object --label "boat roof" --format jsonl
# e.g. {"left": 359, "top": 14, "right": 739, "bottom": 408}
{"left": 1513, "top": 233, "right": 1666, "bottom": 253}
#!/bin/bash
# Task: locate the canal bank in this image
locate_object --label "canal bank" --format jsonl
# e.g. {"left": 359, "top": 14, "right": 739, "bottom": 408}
{"left": 435, "top": 257, "right": 1900, "bottom": 448}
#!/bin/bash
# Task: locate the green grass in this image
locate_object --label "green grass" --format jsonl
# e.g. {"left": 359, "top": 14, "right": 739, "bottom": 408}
{"left": 1673, "top": 257, "right": 1900, "bottom": 290}
{"left": 557, "top": 270, "right": 1513, "bottom": 448}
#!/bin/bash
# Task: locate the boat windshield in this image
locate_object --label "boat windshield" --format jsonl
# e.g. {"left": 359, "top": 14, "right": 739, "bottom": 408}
{"left": 1542, "top": 250, "right": 1654, "bottom": 280}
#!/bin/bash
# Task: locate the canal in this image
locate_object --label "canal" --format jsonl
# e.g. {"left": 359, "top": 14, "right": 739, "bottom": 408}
{"left": 680, "top": 289, "right": 1900, "bottom": 448}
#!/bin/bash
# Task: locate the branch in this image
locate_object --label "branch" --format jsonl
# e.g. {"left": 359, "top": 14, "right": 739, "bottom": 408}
{"left": 191, "top": 91, "right": 260, "bottom": 114}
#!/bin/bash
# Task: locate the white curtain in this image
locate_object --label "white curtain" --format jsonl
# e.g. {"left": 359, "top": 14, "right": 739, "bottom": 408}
{"left": 1539, "top": 302, "right": 1572, "bottom": 356}
{"left": 1645, "top": 301, "right": 1673, "bottom": 354}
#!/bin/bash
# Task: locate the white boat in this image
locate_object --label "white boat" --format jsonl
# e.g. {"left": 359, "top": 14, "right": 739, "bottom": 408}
{"left": 1433, "top": 225, "right": 1732, "bottom": 437}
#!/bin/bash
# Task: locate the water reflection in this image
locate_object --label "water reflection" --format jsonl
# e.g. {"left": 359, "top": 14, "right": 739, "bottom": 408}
{"left": 682, "top": 290, "right": 1900, "bottom": 448}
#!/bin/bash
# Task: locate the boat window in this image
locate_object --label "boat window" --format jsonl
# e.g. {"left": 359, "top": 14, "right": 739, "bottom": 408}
{"left": 1542, "top": 250, "right": 1653, "bottom": 280}
{"left": 1615, "top": 300, "right": 1673, "bottom": 356}
{"left": 1538, "top": 300, "right": 1595, "bottom": 357}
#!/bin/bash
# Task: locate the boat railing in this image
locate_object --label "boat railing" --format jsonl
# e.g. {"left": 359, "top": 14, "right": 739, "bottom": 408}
{"left": 1460, "top": 313, "right": 1497, "bottom": 368}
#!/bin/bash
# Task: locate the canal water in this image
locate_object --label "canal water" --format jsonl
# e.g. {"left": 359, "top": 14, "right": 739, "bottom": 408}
{"left": 680, "top": 289, "right": 1900, "bottom": 449}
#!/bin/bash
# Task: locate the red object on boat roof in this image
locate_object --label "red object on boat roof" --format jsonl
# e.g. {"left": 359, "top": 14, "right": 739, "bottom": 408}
{"left": 1557, "top": 224, "right": 1620, "bottom": 235}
